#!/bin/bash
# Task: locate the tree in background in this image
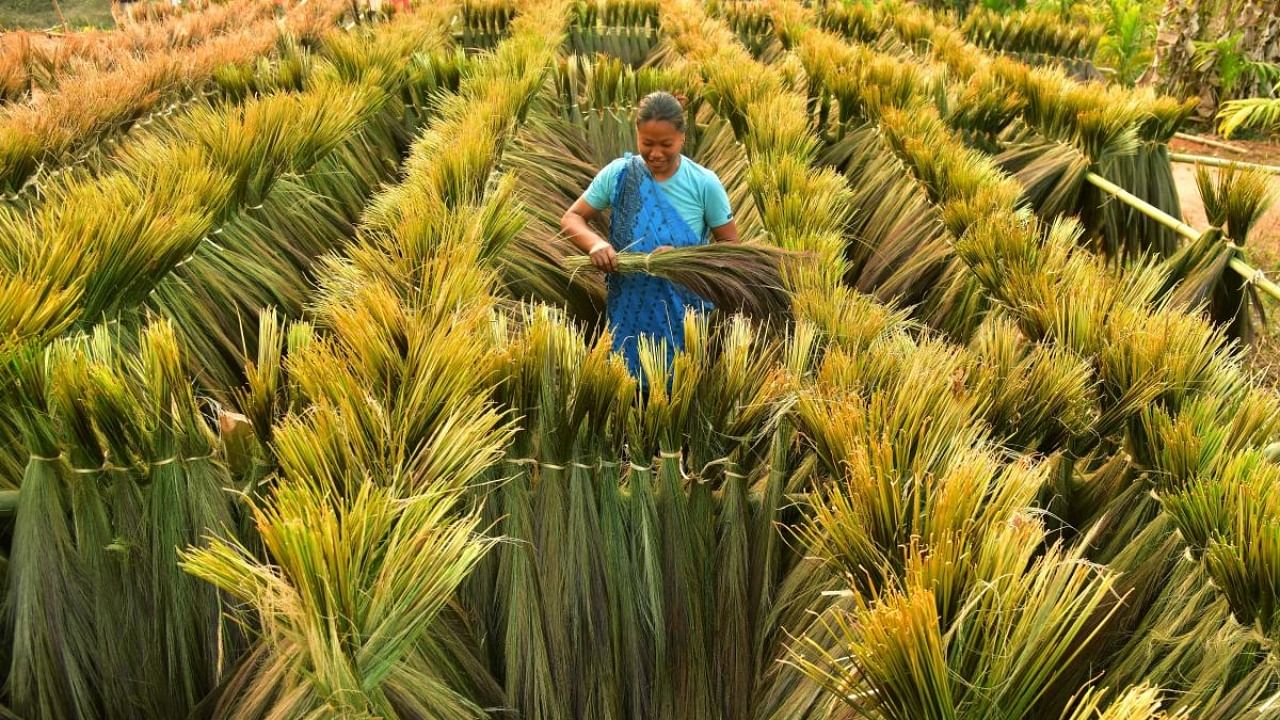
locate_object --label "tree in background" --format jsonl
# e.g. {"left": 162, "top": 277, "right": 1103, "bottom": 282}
{"left": 1147, "top": 0, "right": 1280, "bottom": 123}
{"left": 1094, "top": 0, "right": 1156, "bottom": 84}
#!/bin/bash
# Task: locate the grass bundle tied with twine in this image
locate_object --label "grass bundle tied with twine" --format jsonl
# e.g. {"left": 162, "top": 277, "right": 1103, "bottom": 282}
{"left": 563, "top": 242, "right": 796, "bottom": 318}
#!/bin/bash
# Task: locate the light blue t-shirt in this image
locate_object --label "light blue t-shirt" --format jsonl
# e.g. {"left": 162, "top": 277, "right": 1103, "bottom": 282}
{"left": 583, "top": 154, "right": 733, "bottom": 242}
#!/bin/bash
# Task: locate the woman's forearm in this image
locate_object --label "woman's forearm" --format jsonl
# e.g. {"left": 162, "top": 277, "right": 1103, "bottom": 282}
{"left": 562, "top": 203, "right": 619, "bottom": 271}
{"left": 561, "top": 210, "right": 606, "bottom": 254}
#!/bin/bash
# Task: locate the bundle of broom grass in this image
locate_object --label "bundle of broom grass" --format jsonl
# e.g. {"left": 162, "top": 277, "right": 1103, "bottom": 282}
{"left": 562, "top": 241, "right": 796, "bottom": 318}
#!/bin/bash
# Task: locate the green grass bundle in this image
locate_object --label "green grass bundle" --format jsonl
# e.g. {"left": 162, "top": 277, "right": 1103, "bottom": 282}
{"left": 961, "top": 8, "right": 1101, "bottom": 61}
{"left": 1195, "top": 162, "right": 1276, "bottom": 243}
{"left": 563, "top": 242, "right": 795, "bottom": 318}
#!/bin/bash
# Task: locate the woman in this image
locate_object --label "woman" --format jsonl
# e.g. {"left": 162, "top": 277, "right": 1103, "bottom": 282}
{"left": 560, "top": 91, "right": 739, "bottom": 381}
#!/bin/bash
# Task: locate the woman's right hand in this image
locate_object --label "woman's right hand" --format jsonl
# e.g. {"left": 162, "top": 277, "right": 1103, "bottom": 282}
{"left": 588, "top": 239, "right": 618, "bottom": 272}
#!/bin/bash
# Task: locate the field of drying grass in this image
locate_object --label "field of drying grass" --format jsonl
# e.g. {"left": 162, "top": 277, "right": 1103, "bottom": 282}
{"left": 5, "top": 2, "right": 1280, "bottom": 718}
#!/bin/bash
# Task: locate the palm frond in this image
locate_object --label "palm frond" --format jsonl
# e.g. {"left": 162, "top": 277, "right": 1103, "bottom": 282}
{"left": 1218, "top": 97, "right": 1280, "bottom": 139}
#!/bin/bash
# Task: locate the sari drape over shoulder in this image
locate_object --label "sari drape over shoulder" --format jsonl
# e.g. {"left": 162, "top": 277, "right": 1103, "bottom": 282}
{"left": 606, "top": 154, "right": 713, "bottom": 380}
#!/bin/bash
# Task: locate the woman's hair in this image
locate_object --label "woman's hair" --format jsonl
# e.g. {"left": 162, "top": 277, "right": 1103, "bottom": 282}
{"left": 636, "top": 91, "right": 686, "bottom": 133}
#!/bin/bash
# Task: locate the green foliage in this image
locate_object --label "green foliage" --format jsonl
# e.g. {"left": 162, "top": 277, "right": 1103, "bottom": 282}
{"left": 1193, "top": 33, "right": 1280, "bottom": 100}
{"left": 1189, "top": 21, "right": 1280, "bottom": 137}
{"left": 1030, "top": 0, "right": 1084, "bottom": 15}
{"left": 1217, "top": 82, "right": 1280, "bottom": 138}
{"left": 1094, "top": 0, "right": 1155, "bottom": 85}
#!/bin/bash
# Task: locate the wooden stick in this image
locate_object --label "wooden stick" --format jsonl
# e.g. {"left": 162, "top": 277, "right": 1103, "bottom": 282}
{"left": 1170, "top": 152, "right": 1280, "bottom": 175}
{"left": 1174, "top": 131, "right": 1249, "bottom": 155}
{"left": 1086, "top": 172, "right": 1280, "bottom": 302}
{"left": 49, "top": 0, "right": 69, "bottom": 30}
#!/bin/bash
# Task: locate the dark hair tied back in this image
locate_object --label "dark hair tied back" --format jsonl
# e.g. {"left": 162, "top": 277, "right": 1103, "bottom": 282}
{"left": 637, "top": 91, "right": 686, "bottom": 133}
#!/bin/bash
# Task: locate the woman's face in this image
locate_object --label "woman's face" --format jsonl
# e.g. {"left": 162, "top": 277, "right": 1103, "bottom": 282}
{"left": 637, "top": 119, "right": 684, "bottom": 176}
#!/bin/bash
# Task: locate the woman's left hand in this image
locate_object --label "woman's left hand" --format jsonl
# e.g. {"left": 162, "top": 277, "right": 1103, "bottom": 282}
{"left": 653, "top": 245, "right": 674, "bottom": 254}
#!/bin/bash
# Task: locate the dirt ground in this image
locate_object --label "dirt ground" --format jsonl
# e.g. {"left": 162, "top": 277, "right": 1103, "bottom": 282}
{"left": 1168, "top": 134, "right": 1280, "bottom": 388}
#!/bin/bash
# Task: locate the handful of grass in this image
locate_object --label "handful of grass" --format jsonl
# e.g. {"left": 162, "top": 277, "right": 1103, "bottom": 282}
{"left": 563, "top": 242, "right": 795, "bottom": 318}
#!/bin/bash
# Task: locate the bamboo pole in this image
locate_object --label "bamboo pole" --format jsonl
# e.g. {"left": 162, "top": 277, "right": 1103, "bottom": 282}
{"left": 1170, "top": 152, "right": 1280, "bottom": 175}
{"left": 1174, "top": 131, "right": 1249, "bottom": 155}
{"left": 1085, "top": 172, "right": 1199, "bottom": 242}
{"left": 50, "top": 0, "right": 68, "bottom": 29}
{"left": 1228, "top": 257, "right": 1280, "bottom": 302}
{"left": 1085, "top": 172, "right": 1280, "bottom": 303}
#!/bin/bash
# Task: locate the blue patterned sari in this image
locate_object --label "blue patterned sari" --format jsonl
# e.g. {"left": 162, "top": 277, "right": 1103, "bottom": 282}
{"left": 607, "top": 154, "right": 713, "bottom": 380}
